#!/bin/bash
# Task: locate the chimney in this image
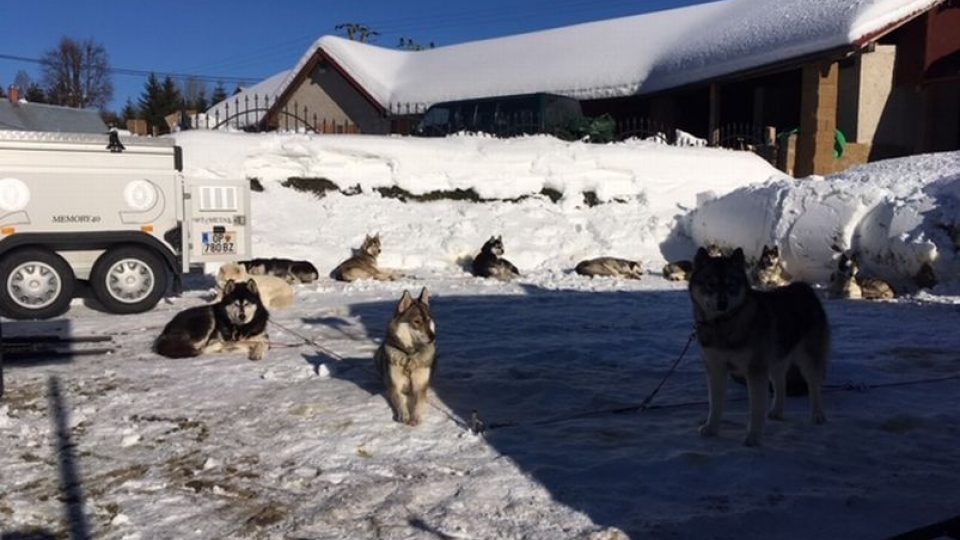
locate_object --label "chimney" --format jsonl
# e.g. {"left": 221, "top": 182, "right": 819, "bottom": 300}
{"left": 7, "top": 85, "right": 19, "bottom": 104}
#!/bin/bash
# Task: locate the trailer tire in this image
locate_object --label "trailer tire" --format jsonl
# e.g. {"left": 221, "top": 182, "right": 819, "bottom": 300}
{"left": 0, "top": 247, "right": 76, "bottom": 320}
{"left": 91, "top": 245, "right": 169, "bottom": 314}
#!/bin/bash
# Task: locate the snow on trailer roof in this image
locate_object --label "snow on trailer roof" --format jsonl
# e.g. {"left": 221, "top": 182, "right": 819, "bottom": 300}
{"left": 276, "top": 0, "right": 941, "bottom": 110}
{"left": 0, "top": 130, "right": 175, "bottom": 147}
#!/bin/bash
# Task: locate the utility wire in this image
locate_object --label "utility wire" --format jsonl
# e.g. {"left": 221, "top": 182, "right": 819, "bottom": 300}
{"left": 0, "top": 53, "right": 261, "bottom": 84}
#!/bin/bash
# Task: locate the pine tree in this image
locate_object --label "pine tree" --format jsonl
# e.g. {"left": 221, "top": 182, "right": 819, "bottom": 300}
{"left": 138, "top": 73, "right": 166, "bottom": 132}
{"left": 121, "top": 98, "right": 138, "bottom": 121}
{"left": 24, "top": 83, "right": 46, "bottom": 103}
{"left": 211, "top": 81, "right": 228, "bottom": 105}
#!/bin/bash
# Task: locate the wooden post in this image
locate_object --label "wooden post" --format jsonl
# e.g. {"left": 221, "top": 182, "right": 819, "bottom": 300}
{"left": 708, "top": 83, "right": 720, "bottom": 147}
{"left": 795, "top": 61, "right": 839, "bottom": 177}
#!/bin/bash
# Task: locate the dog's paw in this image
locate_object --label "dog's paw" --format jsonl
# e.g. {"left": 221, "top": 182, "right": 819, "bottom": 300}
{"left": 743, "top": 433, "right": 762, "bottom": 447}
{"left": 407, "top": 415, "right": 422, "bottom": 427}
{"left": 395, "top": 411, "right": 411, "bottom": 424}
{"left": 699, "top": 424, "right": 719, "bottom": 438}
{"left": 811, "top": 411, "right": 827, "bottom": 425}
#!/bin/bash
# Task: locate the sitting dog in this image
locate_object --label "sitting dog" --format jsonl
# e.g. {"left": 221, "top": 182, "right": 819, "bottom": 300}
{"left": 217, "top": 262, "right": 294, "bottom": 309}
{"left": 240, "top": 258, "right": 319, "bottom": 284}
{"left": 374, "top": 288, "right": 437, "bottom": 426}
{"left": 828, "top": 253, "right": 862, "bottom": 299}
{"left": 752, "top": 245, "right": 792, "bottom": 289}
{"left": 662, "top": 260, "right": 693, "bottom": 281}
{"left": 472, "top": 236, "right": 520, "bottom": 281}
{"left": 331, "top": 234, "right": 400, "bottom": 282}
{"left": 689, "top": 247, "right": 829, "bottom": 446}
{"left": 828, "top": 253, "right": 895, "bottom": 300}
{"left": 155, "top": 279, "right": 270, "bottom": 361}
{"left": 575, "top": 257, "right": 643, "bottom": 280}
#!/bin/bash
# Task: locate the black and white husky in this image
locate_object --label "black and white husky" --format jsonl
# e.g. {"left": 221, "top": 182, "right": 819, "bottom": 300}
{"left": 472, "top": 236, "right": 520, "bottom": 281}
{"left": 154, "top": 279, "right": 270, "bottom": 361}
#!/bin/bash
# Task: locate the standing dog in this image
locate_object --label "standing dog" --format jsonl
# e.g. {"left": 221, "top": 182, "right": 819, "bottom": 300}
{"left": 472, "top": 236, "right": 520, "bottom": 280}
{"left": 575, "top": 257, "right": 643, "bottom": 280}
{"left": 689, "top": 247, "right": 829, "bottom": 446}
{"left": 331, "top": 234, "right": 400, "bottom": 282}
{"left": 155, "top": 279, "right": 270, "bottom": 361}
{"left": 375, "top": 288, "right": 437, "bottom": 426}
{"left": 752, "top": 245, "right": 792, "bottom": 289}
{"left": 217, "top": 262, "right": 294, "bottom": 309}
{"left": 240, "top": 258, "right": 319, "bottom": 284}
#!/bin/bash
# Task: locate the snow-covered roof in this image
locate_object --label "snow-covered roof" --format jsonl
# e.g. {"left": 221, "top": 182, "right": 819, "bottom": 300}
{"left": 0, "top": 101, "right": 108, "bottom": 133}
{"left": 274, "top": 0, "right": 940, "bottom": 110}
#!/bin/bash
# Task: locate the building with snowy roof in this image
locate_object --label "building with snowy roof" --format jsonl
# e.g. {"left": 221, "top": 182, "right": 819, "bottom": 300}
{"left": 210, "top": 0, "right": 960, "bottom": 175}
{"left": 0, "top": 86, "right": 107, "bottom": 134}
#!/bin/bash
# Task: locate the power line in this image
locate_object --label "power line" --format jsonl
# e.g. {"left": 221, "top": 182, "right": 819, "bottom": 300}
{"left": 0, "top": 53, "right": 262, "bottom": 85}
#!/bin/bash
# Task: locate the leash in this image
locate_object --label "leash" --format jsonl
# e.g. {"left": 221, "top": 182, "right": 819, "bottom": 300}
{"left": 478, "top": 328, "right": 698, "bottom": 433}
{"left": 267, "top": 319, "right": 347, "bottom": 361}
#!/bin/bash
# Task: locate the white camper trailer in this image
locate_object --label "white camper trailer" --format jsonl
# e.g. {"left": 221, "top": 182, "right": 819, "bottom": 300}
{"left": 0, "top": 131, "right": 251, "bottom": 319}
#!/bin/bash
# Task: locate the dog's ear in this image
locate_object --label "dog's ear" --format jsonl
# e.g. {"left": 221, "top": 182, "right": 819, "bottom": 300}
{"left": 771, "top": 246, "right": 779, "bottom": 257}
{"left": 418, "top": 287, "right": 430, "bottom": 307}
{"left": 246, "top": 278, "right": 259, "bottom": 295}
{"left": 223, "top": 279, "right": 236, "bottom": 296}
{"left": 395, "top": 290, "right": 414, "bottom": 315}
{"left": 693, "top": 247, "right": 710, "bottom": 269}
{"left": 762, "top": 244, "right": 770, "bottom": 254}
{"left": 730, "top": 248, "right": 745, "bottom": 268}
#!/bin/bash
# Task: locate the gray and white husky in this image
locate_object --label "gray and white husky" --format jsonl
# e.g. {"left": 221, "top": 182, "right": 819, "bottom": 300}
{"left": 374, "top": 288, "right": 437, "bottom": 426}
{"left": 472, "top": 236, "right": 520, "bottom": 281}
{"left": 828, "top": 253, "right": 895, "bottom": 300}
{"left": 689, "top": 247, "right": 830, "bottom": 446}
{"left": 331, "top": 234, "right": 401, "bottom": 282}
{"left": 575, "top": 257, "right": 643, "bottom": 280}
{"left": 155, "top": 279, "right": 270, "bottom": 361}
{"left": 752, "top": 245, "right": 792, "bottom": 289}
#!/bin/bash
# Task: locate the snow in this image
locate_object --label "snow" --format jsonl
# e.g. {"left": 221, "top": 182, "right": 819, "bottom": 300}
{"left": 2, "top": 132, "right": 960, "bottom": 539}
{"left": 272, "top": 0, "right": 940, "bottom": 109}
{"left": 686, "top": 151, "right": 960, "bottom": 289}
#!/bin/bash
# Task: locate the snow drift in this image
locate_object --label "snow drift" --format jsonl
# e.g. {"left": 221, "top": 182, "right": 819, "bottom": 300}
{"left": 686, "top": 152, "right": 960, "bottom": 288}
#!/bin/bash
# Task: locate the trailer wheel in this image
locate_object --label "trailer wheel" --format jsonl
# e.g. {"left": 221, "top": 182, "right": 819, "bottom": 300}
{"left": 91, "top": 246, "right": 169, "bottom": 314}
{"left": 0, "top": 247, "right": 76, "bottom": 320}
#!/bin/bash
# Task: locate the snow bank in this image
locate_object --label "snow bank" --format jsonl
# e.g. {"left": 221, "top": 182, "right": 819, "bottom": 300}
{"left": 173, "top": 131, "right": 781, "bottom": 272}
{"left": 686, "top": 152, "right": 960, "bottom": 288}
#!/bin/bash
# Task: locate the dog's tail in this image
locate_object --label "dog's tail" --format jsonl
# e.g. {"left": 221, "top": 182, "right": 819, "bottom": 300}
{"left": 154, "top": 333, "right": 202, "bottom": 359}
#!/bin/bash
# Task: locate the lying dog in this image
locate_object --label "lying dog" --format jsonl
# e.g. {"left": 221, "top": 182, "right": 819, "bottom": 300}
{"left": 217, "top": 262, "right": 294, "bottom": 309}
{"left": 690, "top": 247, "right": 829, "bottom": 446}
{"left": 374, "top": 288, "right": 437, "bottom": 426}
{"left": 662, "top": 260, "right": 693, "bottom": 281}
{"left": 240, "top": 257, "right": 319, "bottom": 284}
{"left": 472, "top": 236, "right": 520, "bottom": 281}
{"left": 331, "top": 234, "right": 401, "bottom": 282}
{"left": 575, "top": 257, "right": 643, "bottom": 280}
{"left": 828, "top": 253, "right": 895, "bottom": 300}
{"left": 155, "top": 279, "right": 270, "bottom": 361}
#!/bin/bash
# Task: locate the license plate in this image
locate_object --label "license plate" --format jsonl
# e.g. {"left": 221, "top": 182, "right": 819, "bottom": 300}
{"left": 201, "top": 231, "right": 236, "bottom": 254}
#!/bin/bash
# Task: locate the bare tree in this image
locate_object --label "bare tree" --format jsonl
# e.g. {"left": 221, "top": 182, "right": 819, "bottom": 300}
{"left": 41, "top": 36, "right": 114, "bottom": 109}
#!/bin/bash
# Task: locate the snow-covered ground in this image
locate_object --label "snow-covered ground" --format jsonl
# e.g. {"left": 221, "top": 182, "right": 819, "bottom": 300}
{"left": 2, "top": 133, "right": 959, "bottom": 539}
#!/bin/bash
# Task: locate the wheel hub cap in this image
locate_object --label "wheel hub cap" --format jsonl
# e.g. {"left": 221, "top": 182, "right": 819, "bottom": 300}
{"left": 8, "top": 262, "right": 61, "bottom": 309}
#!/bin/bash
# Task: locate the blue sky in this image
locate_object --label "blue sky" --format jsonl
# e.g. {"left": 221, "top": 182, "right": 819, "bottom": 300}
{"left": 0, "top": 0, "right": 708, "bottom": 111}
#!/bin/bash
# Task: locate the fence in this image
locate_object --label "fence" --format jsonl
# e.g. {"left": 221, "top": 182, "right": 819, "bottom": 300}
{"left": 153, "top": 94, "right": 777, "bottom": 161}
